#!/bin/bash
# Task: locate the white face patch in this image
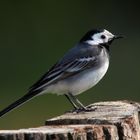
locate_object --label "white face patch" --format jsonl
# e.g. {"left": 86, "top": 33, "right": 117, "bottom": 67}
{"left": 86, "top": 29, "right": 114, "bottom": 45}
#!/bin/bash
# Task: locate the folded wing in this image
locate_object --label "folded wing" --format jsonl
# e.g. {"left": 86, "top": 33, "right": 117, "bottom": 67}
{"left": 29, "top": 56, "right": 97, "bottom": 93}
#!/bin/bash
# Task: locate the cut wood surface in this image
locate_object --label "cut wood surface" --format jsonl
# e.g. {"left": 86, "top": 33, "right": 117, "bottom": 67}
{"left": 0, "top": 101, "right": 140, "bottom": 140}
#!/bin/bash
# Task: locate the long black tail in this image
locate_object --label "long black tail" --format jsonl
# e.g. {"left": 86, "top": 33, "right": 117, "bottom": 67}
{"left": 0, "top": 91, "right": 39, "bottom": 118}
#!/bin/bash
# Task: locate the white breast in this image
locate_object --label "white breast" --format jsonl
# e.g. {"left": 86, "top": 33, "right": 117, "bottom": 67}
{"left": 67, "top": 59, "right": 109, "bottom": 95}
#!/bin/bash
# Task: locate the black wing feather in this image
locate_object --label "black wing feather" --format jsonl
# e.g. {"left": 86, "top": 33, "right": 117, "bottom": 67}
{"left": 29, "top": 56, "right": 97, "bottom": 93}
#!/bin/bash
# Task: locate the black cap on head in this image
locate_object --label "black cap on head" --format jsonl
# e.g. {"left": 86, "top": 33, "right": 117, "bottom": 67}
{"left": 80, "top": 29, "right": 104, "bottom": 42}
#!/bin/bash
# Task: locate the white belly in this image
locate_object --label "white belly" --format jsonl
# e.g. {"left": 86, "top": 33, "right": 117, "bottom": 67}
{"left": 45, "top": 59, "right": 109, "bottom": 95}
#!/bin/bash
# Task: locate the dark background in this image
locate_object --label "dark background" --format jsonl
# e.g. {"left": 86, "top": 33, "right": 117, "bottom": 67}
{"left": 0, "top": 0, "right": 140, "bottom": 129}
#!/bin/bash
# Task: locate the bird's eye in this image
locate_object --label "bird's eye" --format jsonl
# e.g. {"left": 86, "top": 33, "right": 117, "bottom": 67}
{"left": 100, "top": 35, "right": 106, "bottom": 39}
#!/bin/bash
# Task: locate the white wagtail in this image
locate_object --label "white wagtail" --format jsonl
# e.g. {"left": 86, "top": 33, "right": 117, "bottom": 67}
{"left": 0, "top": 29, "right": 122, "bottom": 117}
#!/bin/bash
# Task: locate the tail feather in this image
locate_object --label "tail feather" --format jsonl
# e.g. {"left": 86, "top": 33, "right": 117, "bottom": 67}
{"left": 0, "top": 91, "right": 39, "bottom": 118}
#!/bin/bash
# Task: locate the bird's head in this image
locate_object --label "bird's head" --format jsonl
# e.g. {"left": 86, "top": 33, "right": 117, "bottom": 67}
{"left": 80, "top": 29, "right": 123, "bottom": 49}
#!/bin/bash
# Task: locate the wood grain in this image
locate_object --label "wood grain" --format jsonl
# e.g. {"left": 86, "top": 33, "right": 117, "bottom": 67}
{"left": 0, "top": 101, "right": 139, "bottom": 140}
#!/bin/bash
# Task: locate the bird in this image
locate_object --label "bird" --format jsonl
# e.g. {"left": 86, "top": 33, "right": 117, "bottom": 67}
{"left": 0, "top": 29, "right": 122, "bottom": 117}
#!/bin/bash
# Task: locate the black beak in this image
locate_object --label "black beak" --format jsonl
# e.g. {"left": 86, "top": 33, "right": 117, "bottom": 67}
{"left": 108, "top": 35, "right": 123, "bottom": 45}
{"left": 114, "top": 35, "right": 124, "bottom": 39}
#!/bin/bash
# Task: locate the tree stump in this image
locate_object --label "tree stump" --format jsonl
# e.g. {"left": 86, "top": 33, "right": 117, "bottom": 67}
{"left": 0, "top": 101, "right": 140, "bottom": 140}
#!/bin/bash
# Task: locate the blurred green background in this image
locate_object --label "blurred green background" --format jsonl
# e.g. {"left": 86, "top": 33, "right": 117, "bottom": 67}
{"left": 0, "top": 0, "right": 140, "bottom": 129}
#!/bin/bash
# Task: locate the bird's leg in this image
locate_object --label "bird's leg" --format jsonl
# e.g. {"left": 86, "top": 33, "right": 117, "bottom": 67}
{"left": 65, "top": 93, "right": 96, "bottom": 113}
{"left": 68, "top": 93, "right": 96, "bottom": 112}
{"left": 68, "top": 93, "right": 87, "bottom": 110}
{"left": 65, "top": 94, "right": 79, "bottom": 110}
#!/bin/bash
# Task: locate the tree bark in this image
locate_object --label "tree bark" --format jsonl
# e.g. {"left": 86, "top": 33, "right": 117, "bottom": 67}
{"left": 0, "top": 101, "right": 140, "bottom": 140}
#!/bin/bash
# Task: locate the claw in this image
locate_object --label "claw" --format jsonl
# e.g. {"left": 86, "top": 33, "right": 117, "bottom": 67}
{"left": 65, "top": 106, "right": 97, "bottom": 114}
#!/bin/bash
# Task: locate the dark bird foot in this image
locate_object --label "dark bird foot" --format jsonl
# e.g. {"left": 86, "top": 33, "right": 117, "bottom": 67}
{"left": 65, "top": 106, "right": 97, "bottom": 113}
